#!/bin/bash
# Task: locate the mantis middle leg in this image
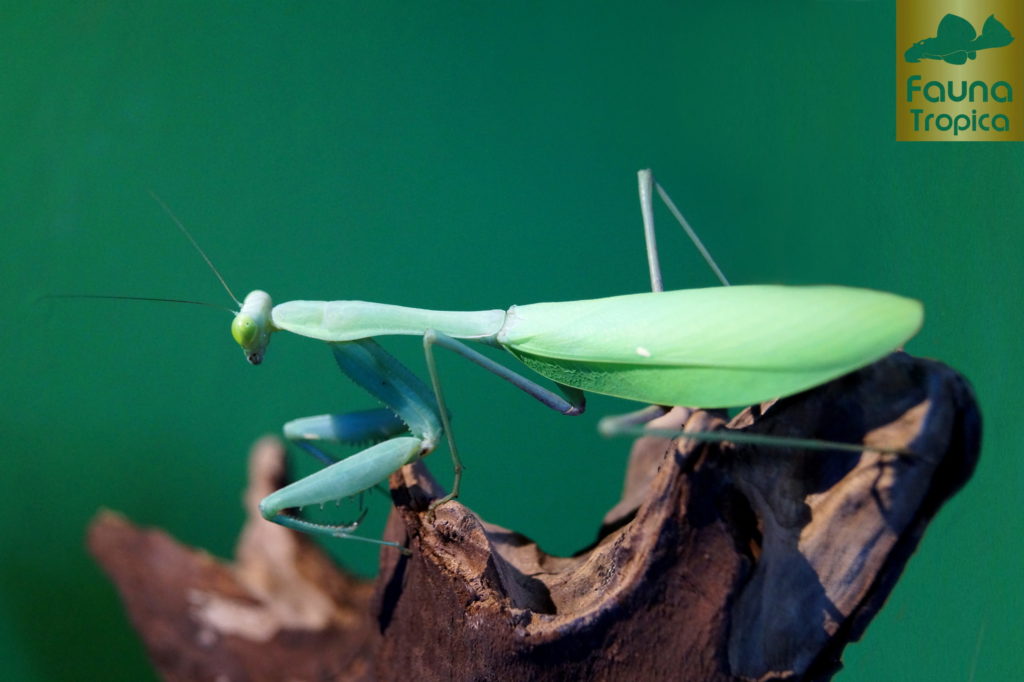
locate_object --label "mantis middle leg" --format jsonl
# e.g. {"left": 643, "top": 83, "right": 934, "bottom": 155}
{"left": 421, "top": 328, "right": 586, "bottom": 508}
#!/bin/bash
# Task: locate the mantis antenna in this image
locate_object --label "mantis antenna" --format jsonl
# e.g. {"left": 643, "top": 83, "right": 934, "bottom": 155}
{"left": 43, "top": 194, "right": 238, "bottom": 314}
{"left": 39, "top": 293, "right": 233, "bottom": 313}
{"left": 148, "top": 190, "right": 242, "bottom": 308}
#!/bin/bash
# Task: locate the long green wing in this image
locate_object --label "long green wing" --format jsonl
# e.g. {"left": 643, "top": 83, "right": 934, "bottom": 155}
{"left": 499, "top": 285, "right": 923, "bottom": 408}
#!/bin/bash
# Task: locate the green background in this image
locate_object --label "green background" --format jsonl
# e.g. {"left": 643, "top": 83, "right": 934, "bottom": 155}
{"left": 2, "top": 3, "right": 1019, "bottom": 680}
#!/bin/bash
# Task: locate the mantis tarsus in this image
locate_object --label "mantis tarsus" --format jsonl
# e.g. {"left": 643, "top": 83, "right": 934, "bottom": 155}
{"left": 69, "top": 171, "right": 925, "bottom": 552}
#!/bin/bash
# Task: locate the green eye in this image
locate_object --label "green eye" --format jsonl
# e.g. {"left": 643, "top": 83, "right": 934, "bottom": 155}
{"left": 232, "top": 315, "right": 257, "bottom": 347}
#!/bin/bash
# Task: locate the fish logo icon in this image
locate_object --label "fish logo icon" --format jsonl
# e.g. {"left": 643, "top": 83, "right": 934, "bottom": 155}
{"left": 904, "top": 13, "right": 1014, "bottom": 64}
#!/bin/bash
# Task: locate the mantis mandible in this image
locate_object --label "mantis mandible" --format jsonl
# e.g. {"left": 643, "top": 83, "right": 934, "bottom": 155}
{"left": 65, "top": 171, "right": 925, "bottom": 551}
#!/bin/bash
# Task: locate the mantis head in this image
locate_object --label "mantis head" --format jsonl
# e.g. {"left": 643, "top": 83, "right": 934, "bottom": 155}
{"left": 232, "top": 290, "right": 275, "bottom": 365}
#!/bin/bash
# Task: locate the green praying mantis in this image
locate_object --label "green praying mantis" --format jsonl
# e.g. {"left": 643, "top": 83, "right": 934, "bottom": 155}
{"left": 64, "top": 170, "right": 924, "bottom": 551}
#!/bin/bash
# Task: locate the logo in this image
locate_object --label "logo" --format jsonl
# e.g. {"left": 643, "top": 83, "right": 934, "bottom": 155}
{"left": 904, "top": 14, "right": 1013, "bottom": 65}
{"left": 897, "top": 2, "right": 1022, "bottom": 141}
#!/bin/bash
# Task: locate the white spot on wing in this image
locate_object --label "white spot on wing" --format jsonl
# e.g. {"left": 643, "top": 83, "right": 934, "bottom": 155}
{"left": 635, "top": 346, "right": 652, "bottom": 358}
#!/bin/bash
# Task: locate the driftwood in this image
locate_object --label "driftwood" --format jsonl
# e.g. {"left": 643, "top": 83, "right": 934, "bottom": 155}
{"left": 89, "top": 352, "right": 980, "bottom": 681}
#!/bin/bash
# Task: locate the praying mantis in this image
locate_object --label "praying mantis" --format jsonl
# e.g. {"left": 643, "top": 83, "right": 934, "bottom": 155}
{"left": 232, "top": 170, "right": 922, "bottom": 549}
{"left": 64, "top": 171, "right": 924, "bottom": 551}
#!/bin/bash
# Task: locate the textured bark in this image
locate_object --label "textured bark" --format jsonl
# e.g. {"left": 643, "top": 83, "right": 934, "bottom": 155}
{"left": 89, "top": 352, "right": 980, "bottom": 681}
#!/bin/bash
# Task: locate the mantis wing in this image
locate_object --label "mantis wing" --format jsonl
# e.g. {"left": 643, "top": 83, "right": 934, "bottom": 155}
{"left": 499, "top": 285, "right": 923, "bottom": 408}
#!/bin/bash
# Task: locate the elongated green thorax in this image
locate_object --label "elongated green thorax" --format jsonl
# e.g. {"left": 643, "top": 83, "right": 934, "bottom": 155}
{"left": 271, "top": 300, "right": 505, "bottom": 342}
{"left": 231, "top": 290, "right": 275, "bottom": 364}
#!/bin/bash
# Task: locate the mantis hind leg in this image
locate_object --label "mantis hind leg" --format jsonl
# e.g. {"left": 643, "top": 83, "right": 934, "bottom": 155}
{"left": 597, "top": 404, "right": 673, "bottom": 437}
{"left": 614, "top": 171, "right": 731, "bottom": 446}
{"left": 637, "top": 169, "right": 730, "bottom": 291}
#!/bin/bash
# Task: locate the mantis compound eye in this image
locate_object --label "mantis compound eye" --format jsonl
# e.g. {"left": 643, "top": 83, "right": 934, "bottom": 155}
{"left": 232, "top": 314, "right": 258, "bottom": 348}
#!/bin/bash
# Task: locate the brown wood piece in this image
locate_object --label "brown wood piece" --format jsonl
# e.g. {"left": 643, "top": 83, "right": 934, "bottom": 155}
{"left": 88, "top": 352, "right": 980, "bottom": 681}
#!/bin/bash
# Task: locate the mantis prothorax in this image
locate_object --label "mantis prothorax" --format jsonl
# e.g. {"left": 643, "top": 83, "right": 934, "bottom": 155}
{"left": 64, "top": 172, "right": 924, "bottom": 551}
